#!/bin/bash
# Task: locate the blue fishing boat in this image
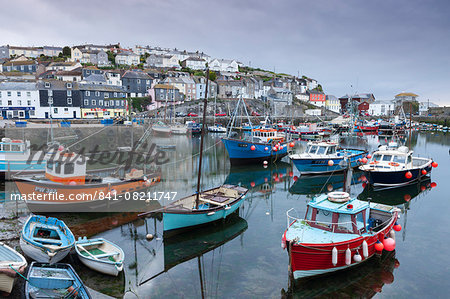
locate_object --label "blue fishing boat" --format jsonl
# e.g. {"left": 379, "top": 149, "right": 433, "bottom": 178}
{"left": 359, "top": 145, "right": 435, "bottom": 187}
{"left": 222, "top": 127, "right": 294, "bottom": 165}
{"left": 20, "top": 215, "right": 75, "bottom": 264}
{"left": 0, "top": 138, "right": 46, "bottom": 179}
{"left": 161, "top": 185, "right": 248, "bottom": 232}
{"left": 25, "top": 262, "right": 91, "bottom": 299}
{"left": 289, "top": 142, "right": 367, "bottom": 174}
{"left": 0, "top": 242, "right": 27, "bottom": 294}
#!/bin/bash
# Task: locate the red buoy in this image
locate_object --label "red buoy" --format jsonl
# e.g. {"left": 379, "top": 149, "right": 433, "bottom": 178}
{"left": 272, "top": 147, "right": 278, "bottom": 152}
{"left": 361, "top": 157, "right": 368, "bottom": 164}
{"left": 405, "top": 171, "right": 413, "bottom": 179}
{"left": 362, "top": 182, "right": 367, "bottom": 188}
{"left": 250, "top": 145, "right": 256, "bottom": 151}
{"left": 250, "top": 181, "right": 255, "bottom": 187}
{"left": 289, "top": 142, "right": 295, "bottom": 147}
{"left": 293, "top": 176, "right": 298, "bottom": 181}
{"left": 393, "top": 224, "right": 402, "bottom": 231}
{"left": 421, "top": 169, "right": 427, "bottom": 175}
{"left": 431, "top": 182, "right": 437, "bottom": 188}
{"left": 361, "top": 175, "right": 367, "bottom": 182}
{"left": 404, "top": 194, "right": 411, "bottom": 201}
{"left": 264, "top": 147, "right": 269, "bottom": 151}
{"left": 328, "top": 160, "right": 334, "bottom": 166}
{"left": 375, "top": 240, "right": 384, "bottom": 252}
{"left": 289, "top": 171, "right": 293, "bottom": 177}
{"left": 420, "top": 185, "right": 426, "bottom": 191}
{"left": 366, "top": 154, "right": 372, "bottom": 159}
{"left": 432, "top": 162, "right": 438, "bottom": 168}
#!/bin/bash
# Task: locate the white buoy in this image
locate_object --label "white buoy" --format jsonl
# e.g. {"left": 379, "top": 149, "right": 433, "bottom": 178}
{"left": 345, "top": 248, "right": 351, "bottom": 265}
{"left": 146, "top": 234, "right": 154, "bottom": 240}
{"left": 362, "top": 240, "right": 369, "bottom": 258}
{"left": 332, "top": 247, "right": 338, "bottom": 266}
{"left": 263, "top": 160, "right": 268, "bottom": 165}
{"left": 353, "top": 252, "right": 362, "bottom": 262}
{"left": 390, "top": 229, "right": 396, "bottom": 241}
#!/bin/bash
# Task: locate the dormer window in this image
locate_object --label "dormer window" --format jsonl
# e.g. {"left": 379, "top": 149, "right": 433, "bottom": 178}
{"left": 67, "top": 83, "right": 72, "bottom": 89}
{"left": 45, "top": 82, "right": 51, "bottom": 88}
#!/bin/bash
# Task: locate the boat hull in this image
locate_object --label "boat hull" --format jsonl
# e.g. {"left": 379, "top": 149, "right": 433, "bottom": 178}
{"left": 77, "top": 254, "right": 122, "bottom": 276}
{"left": 287, "top": 220, "right": 396, "bottom": 279}
{"left": 362, "top": 164, "right": 432, "bottom": 187}
{"left": 291, "top": 151, "right": 366, "bottom": 175}
{"left": 163, "top": 197, "right": 244, "bottom": 232}
{"left": 222, "top": 138, "right": 289, "bottom": 165}
{"left": 20, "top": 237, "right": 72, "bottom": 264}
{"left": 0, "top": 244, "right": 27, "bottom": 294}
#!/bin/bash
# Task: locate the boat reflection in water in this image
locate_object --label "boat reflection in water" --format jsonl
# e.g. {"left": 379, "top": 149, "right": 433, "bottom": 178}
{"left": 289, "top": 172, "right": 364, "bottom": 196}
{"left": 139, "top": 215, "right": 248, "bottom": 297}
{"left": 224, "top": 162, "right": 292, "bottom": 192}
{"left": 358, "top": 177, "right": 434, "bottom": 206}
{"left": 282, "top": 251, "right": 399, "bottom": 298}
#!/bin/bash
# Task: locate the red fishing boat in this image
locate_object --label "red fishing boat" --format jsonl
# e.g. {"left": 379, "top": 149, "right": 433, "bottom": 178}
{"left": 282, "top": 191, "right": 401, "bottom": 279}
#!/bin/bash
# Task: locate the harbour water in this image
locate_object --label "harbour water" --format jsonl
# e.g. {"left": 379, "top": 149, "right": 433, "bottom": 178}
{"left": 1, "top": 131, "right": 449, "bottom": 298}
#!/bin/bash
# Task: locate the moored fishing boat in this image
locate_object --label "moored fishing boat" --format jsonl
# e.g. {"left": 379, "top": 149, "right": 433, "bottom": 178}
{"left": 160, "top": 184, "right": 247, "bottom": 232}
{"left": 282, "top": 192, "right": 401, "bottom": 279}
{"left": 289, "top": 142, "right": 367, "bottom": 174}
{"left": 75, "top": 237, "right": 124, "bottom": 276}
{"left": 152, "top": 121, "right": 172, "bottom": 137}
{"left": 208, "top": 124, "right": 227, "bottom": 133}
{"left": 0, "top": 242, "right": 27, "bottom": 294}
{"left": 170, "top": 123, "right": 188, "bottom": 135}
{"left": 25, "top": 262, "right": 91, "bottom": 299}
{"left": 14, "top": 150, "right": 161, "bottom": 212}
{"left": 20, "top": 215, "right": 75, "bottom": 263}
{"left": 222, "top": 127, "right": 294, "bottom": 165}
{"left": 359, "top": 145, "right": 435, "bottom": 187}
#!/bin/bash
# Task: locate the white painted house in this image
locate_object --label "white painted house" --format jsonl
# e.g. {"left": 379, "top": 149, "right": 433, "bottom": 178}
{"left": 180, "top": 57, "right": 206, "bottom": 70}
{"left": 209, "top": 59, "right": 239, "bottom": 72}
{"left": 0, "top": 82, "right": 40, "bottom": 119}
{"left": 369, "top": 100, "right": 395, "bottom": 116}
{"left": 115, "top": 51, "right": 140, "bottom": 66}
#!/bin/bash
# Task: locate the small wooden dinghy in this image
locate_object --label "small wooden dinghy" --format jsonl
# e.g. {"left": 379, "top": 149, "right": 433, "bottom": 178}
{"left": 75, "top": 237, "right": 124, "bottom": 276}
{"left": 25, "top": 262, "right": 91, "bottom": 299}
{"left": 0, "top": 242, "right": 27, "bottom": 294}
{"left": 20, "top": 215, "right": 75, "bottom": 264}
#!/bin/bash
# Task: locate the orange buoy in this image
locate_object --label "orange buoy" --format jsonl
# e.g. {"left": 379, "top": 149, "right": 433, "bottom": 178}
{"left": 405, "top": 171, "right": 412, "bottom": 179}
{"left": 250, "top": 145, "right": 256, "bottom": 151}
{"left": 432, "top": 161, "right": 438, "bottom": 168}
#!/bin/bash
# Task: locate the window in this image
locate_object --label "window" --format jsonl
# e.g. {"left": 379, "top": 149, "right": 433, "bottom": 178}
{"left": 393, "top": 156, "right": 405, "bottom": 164}
{"left": 7, "top": 91, "right": 11, "bottom": 97}
{"left": 45, "top": 82, "right": 50, "bottom": 88}
{"left": 48, "top": 90, "right": 53, "bottom": 96}
{"left": 104, "top": 93, "right": 109, "bottom": 98}
{"left": 67, "top": 90, "right": 72, "bottom": 96}
{"left": 17, "top": 91, "right": 21, "bottom": 97}
{"left": 47, "top": 162, "right": 53, "bottom": 171}
{"left": 95, "top": 91, "right": 100, "bottom": 97}
{"left": 67, "top": 83, "right": 72, "bottom": 89}
{"left": 122, "top": 100, "right": 126, "bottom": 106}
{"left": 8, "top": 100, "right": 12, "bottom": 105}
{"left": 85, "top": 91, "right": 90, "bottom": 96}
{"left": 92, "top": 100, "right": 96, "bottom": 106}
{"left": 54, "top": 108, "right": 58, "bottom": 113}
{"left": 29, "top": 110, "right": 35, "bottom": 116}
{"left": 309, "top": 145, "right": 318, "bottom": 154}
{"left": 27, "top": 91, "right": 31, "bottom": 97}
{"left": 99, "top": 100, "right": 103, "bottom": 106}
{"left": 105, "top": 101, "right": 109, "bottom": 107}
{"left": 0, "top": 92, "right": 1, "bottom": 98}
{"left": 67, "top": 98, "right": 72, "bottom": 104}
{"left": 84, "top": 100, "right": 89, "bottom": 106}
{"left": 55, "top": 162, "right": 61, "bottom": 174}
{"left": 17, "top": 100, "right": 22, "bottom": 105}
{"left": 137, "top": 79, "right": 141, "bottom": 83}
{"left": 27, "top": 100, "right": 31, "bottom": 106}
{"left": 114, "top": 92, "right": 117, "bottom": 98}
{"left": 48, "top": 97, "right": 53, "bottom": 104}
{"left": 147, "top": 80, "right": 150, "bottom": 84}
{"left": 382, "top": 155, "right": 392, "bottom": 162}
{"left": 116, "top": 100, "right": 120, "bottom": 106}
{"left": 317, "top": 146, "right": 327, "bottom": 155}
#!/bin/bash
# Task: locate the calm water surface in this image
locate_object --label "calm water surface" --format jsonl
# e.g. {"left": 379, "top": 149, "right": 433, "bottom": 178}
{"left": 2, "top": 131, "right": 449, "bottom": 298}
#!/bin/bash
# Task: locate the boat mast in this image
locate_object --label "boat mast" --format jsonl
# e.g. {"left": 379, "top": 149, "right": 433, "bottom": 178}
{"left": 195, "top": 69, "right": 209, "bottom": 209}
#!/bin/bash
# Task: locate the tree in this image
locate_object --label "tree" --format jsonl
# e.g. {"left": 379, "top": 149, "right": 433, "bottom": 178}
{"left": 208, "top": 70, "right": 216, "bottom": 81}
{"left": 62, "top": 46, "right": 71, "bottom": 57}
{"left": 106, "top": 51, "right": 116, "bottom": 64}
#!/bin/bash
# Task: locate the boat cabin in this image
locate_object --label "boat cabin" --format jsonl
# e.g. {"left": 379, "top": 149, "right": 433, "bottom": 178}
{"left": 305, "top": 142, "right": 338, "bottom": 156}
{"left": 369, "top": 146, "right": 411, "bottom": 168}
{"left": 45, "top": 151, "right": 88, "bottom": 184}
{"left": 304, "top": 193, "right": 370, "bottom": 234}
{"left": 251, "top": 128, "right": 283, "bottom": 143}
{"left": 0, "top": 138, "right": 29, "bottom": 154}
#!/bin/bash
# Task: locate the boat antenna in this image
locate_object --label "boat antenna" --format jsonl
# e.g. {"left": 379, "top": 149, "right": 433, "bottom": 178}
{"left": 196, "top": 68, "right": 209, "bottom": 209}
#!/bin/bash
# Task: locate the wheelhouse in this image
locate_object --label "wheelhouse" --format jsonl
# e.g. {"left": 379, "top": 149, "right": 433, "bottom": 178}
{"left": 0, "top": 138, "right": 27, "bottom": 153}
{"left": 369, "top": 146, "right": 411, "bottom": 167}
{"left": 306, "top": 142, "right": 338, "bottom": 155}
{"left": 304, "top": 195, "right": 369, "bottom": 234}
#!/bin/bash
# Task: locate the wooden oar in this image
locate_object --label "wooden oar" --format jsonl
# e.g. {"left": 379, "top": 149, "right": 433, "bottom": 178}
{"left": 76, "top": 244, "right": 99, "bottom": 260}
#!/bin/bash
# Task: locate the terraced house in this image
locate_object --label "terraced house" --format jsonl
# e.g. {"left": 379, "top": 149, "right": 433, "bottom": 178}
{"left": 122, "top": 71, "right": 152, "bottom": 97}
{"left": 79, "top": 83, "right": 127, "bottom": 119}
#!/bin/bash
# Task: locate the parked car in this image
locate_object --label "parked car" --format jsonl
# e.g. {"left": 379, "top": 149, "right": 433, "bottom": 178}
{"left": 251, "top": 111, "right": 261, "bottom": 116}
{"left": 176, "top": 112, "right": 187, "bottom": 117}
{"left": 188, "top": 112, "right": 198, "bottom": 117}
{"left": 215, "top": 112, "right": 226, "bottom": 117}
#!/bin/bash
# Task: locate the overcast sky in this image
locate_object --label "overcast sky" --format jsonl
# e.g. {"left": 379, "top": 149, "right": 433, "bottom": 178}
{"left": 2, "top": 0, "right": 449, "bottom": 105}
